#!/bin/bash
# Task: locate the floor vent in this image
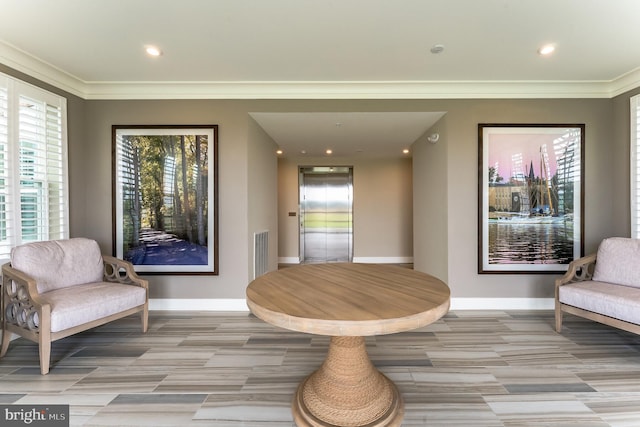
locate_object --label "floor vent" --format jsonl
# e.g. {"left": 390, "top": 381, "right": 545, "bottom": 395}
{"left": 254, "top": 230, "right": 269, "bottom": 279}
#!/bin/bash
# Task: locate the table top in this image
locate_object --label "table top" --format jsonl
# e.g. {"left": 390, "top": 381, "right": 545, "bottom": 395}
{"left": 246, "top": 263, "right": 450, "bottom": 336}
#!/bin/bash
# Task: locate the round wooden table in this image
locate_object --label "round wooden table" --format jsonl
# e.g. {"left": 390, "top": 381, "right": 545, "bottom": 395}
{"left": 246, "top": 263, "right": 451, "bottom": 427}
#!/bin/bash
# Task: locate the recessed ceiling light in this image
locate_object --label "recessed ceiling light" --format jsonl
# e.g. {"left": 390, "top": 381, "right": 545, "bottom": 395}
{"left": 538, "top": 44, "right": 555, "bottom": 56}
{"left": 145, "top": 46, "right": 162, "bottom": 57}
{"left": 403, "top": 149, "right": 410, "bottom": 154}
{"left": 325, "top": 149, "right": 333, "bottom": 155}
{"left": 276, "top": 149, "right": 283, "bottom": 155}
{"left": 430, "top": 44, "right": 445, "bottom": 54}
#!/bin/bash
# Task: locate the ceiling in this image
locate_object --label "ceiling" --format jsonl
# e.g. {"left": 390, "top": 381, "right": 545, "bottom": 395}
{"left": 1, "top": 0, "right": 639, "bottom": 157}
{"left": 250, "top": 112, "right": 445, "bottom": 158}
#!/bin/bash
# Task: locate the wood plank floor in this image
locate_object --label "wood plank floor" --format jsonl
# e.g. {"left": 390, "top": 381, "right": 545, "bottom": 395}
{"left": 1, "top": 310, "right": 640, "bottom": 426}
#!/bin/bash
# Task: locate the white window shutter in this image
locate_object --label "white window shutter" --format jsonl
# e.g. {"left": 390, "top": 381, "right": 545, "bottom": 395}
{"left": 45, "top": 102, "right": 67, "bottom": 240}
{"left": 0, "top": 82, "right": 10, "bottom": 256}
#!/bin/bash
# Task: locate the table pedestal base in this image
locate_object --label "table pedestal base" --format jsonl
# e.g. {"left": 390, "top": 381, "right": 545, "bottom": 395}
{"left": 292, "top": 336, "right": 404, "bottom": 427}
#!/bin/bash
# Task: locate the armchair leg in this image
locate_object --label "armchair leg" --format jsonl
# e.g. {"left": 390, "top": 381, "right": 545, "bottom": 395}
{"left": 1, "top": 328, "right": 11, "bottom": 357}
{"left": 141, "top": 306, "right": 148, "bottom": 333}
{"left": 39, "top": 308, "right": 51, "bottom": 375}
{"left": 555, "top": 305, "right": 563, "bottom": 333}
{"left": 39, "top": 339, "right": 51, "bottom": 375}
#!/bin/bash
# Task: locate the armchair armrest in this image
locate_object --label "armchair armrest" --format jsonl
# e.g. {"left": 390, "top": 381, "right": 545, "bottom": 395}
{"left": 555, "top": 253, "right": 597, "bottom": 303}
{"left": 102, "top": 255, "right": 149, "bottom": 291}
{"left": 1, "top": 263, "right": 50, "bottom": 332}
{"left": 556, "top": 254, "right": 597, "bottom": 288}
{"left": 554, "top": 253, "right": 597, "bottom": 333}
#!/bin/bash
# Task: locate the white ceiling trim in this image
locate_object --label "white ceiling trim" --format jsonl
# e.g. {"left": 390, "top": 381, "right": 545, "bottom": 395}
{"left": 0, "top": 41, "right": 86, "bottom": 98}
{"left": 2, "top": 41, "right": 639, "bottom": 101}
{"left": 84, "top": 80, "right": 617, "bottom": 100}
{"left": 609, "top": 67, "right": 640, "bottom": 97}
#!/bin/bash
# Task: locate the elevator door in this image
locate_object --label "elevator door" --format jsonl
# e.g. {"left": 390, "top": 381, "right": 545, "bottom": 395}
{"left": 300, "top": 167, "right": 353, "bottom": 263}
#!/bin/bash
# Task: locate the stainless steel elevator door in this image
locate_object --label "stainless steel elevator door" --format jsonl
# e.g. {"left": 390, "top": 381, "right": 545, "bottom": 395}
{"left": 300, "top": 167, "right": 353, "bottom": 263}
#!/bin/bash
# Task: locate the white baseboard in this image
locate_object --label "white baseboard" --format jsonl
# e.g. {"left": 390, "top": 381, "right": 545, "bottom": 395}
{"left": 450, "top": 298, "right": 555, "bottom": 310}
{"left": 277, "top": 257, "right": 414, "bottom": 264}
{"left": 352, "top": 257, "right": 414, "bottom": 264}
{"left": 149, "top": 298, "right": 250, "bottom": 311}
{"left": 149, "top": 297, "right": 555, "bottom": 311}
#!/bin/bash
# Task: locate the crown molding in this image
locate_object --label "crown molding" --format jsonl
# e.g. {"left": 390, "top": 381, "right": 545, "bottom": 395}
{"left": 82, "top": 80, "right": 618, "bottom": 100}
{"left": 0, "top": 41, "right": 87, "bottom": 98}
{"left": 1, "top": 41, "right": 639, "bottom": 100}
{"left": 609, "top": 67, "right": 640, "bottom": 97}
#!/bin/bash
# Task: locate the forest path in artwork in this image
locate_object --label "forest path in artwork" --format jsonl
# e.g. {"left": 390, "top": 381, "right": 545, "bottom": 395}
{"left": 125, "top": 229, "right": 208, "bottom": 266}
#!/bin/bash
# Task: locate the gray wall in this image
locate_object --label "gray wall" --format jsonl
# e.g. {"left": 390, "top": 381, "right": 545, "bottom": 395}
{"left": 82, "top": 100, "right": 266, "bottom": 299}
{"left": 2, "top": 63, "right": 636, "bottom": 303}
{"left": 418, "top": 98, "right": 615, "bottom": 299}
{"left": 78, "top": 98, "right": 619, "bottom": 301}
{"left": 413, "top": 116, "right": 448, "bottom": 282}
{"left": 247, "top": 116, "right": 279, "bottom": 276}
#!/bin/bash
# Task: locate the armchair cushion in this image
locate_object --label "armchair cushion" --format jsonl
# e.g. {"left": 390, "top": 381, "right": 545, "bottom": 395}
{"left": 10, "top": 237, "right": 104, "bottom": 293}
{"left": 559, "top": 280, "right": 640, "bottom": 326}
{"left": 45, "top": 282, "right": 147, "bottom": 333}
{"left": 592, "top": 237, "right": 640, "bottom": 289}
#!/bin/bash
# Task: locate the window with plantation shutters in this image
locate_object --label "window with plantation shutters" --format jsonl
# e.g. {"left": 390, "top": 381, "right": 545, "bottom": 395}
{"left": 0, "top": 72, "right": 68, "bottom": 261}
{"left": 633, "top": 94, "right": 640, "bottom": 239}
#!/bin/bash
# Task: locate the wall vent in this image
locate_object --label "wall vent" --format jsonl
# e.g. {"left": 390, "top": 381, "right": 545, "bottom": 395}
{"left": 254, "top": 230, "right": 269, "bottom": 279}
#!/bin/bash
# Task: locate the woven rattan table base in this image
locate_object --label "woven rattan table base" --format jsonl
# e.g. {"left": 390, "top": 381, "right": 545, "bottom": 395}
{"left": 292, "top": 336, "right": 404, "bottom": 427}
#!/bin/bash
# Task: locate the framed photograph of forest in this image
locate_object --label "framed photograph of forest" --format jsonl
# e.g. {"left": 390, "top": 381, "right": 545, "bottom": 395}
{"left": 112, "top": 125, "right": 218, "bottom": 275}
{"left": 478, "top": 124, "right": 584, "bottom": 274}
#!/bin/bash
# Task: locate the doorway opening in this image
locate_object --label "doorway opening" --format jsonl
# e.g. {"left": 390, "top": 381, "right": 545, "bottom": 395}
{"left": 299, "top": 166, "right": 353, "bottom": 263}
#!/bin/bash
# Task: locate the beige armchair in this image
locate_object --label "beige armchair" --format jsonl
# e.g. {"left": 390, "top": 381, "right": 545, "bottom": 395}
{"left": 1, "top": 238, "right": 148, "bottom": 374}
{"left": 555, "top": 237, "right": 640, "bottom": 335}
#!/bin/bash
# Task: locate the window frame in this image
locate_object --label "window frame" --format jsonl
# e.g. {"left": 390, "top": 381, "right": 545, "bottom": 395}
{"left": 632, "top": 94, "right": 640, "bottom": 239}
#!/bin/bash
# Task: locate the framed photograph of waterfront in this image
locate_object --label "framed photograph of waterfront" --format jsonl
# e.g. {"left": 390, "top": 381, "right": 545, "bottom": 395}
{"left": 112, "top": 125, "right": 218, "bottom": 275}
{"left": 478, "top": 124, "right": 584, "bottom": 274}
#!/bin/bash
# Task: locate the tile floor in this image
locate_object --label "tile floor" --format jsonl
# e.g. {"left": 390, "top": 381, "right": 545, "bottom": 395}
{"left": 1, "top": 310, "right": 640, "bottom": 426}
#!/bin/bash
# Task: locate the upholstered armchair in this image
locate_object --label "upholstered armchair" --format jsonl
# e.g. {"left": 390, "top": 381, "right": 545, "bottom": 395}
{"left": 1, "top": 238, "right": 148, "bottom": 374}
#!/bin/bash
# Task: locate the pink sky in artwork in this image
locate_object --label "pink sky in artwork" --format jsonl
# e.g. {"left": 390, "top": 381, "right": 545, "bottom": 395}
{"left": 488, "top": 132, "right": 560, "bottom": 181}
